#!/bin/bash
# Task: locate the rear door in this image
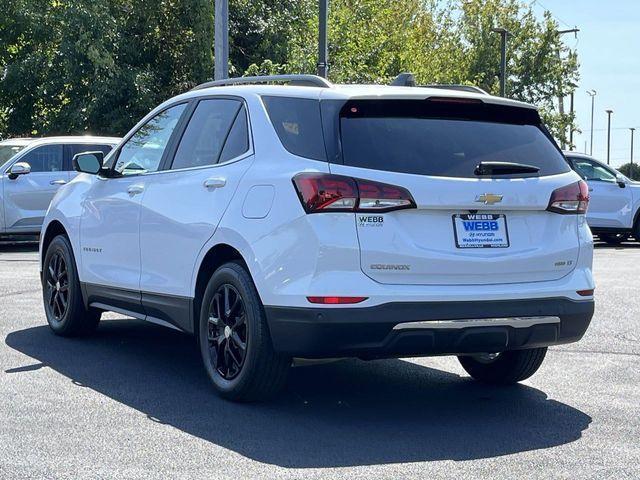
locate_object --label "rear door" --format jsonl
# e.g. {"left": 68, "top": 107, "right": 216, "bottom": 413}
{"left": 2, "top": 144, "right": 67, "bottom": 233}
{"left": 568, "top": 156, "right": 633, "bottom": 229}
{"left": 326, "top": 98, "right": 581, "bottom": 286}
{"left": 139, "top": 97, "right": 253, "bottom": 329}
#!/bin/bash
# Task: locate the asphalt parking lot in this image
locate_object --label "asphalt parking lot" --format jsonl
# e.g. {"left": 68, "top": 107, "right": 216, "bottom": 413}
{"left": 0, "top": 241, "right": 638, "bottom": 479}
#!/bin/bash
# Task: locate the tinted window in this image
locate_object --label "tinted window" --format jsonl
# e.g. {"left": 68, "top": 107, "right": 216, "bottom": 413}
{"left": 570, "top": 158, "right": 616, "bottom": 182}
{"left": 68, "top": 144, "right": 113, "bottom": 158}
{"left": 19, "top": 145, "right": 64, "bottom": 172}
{"left": 262, "top": 96, "right": 326, "bottom": 161}
{"left": 116, "top": 103, "right": 187, "bottom": 175}
{"left": 336, "top": 100, "right": 569, "bottom": 178}
{"left": 220, "top": 106, "right": 249, "bottom": 163}
{"left": 172, "top": 99, "right": 242, "bottom": 170}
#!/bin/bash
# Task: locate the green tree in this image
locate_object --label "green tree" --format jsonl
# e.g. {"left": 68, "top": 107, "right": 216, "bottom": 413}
{"left": 618, "top": 163, "right": 640, "bottom": 181}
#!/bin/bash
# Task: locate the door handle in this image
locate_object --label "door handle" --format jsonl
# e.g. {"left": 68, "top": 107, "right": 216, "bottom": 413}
{"left": 50, "top": 179, "right": 67, "bottom": 186}
{"left": 127, "top": 184, "right": 145, "bottom": 196}
{"left": 203, "top": 177, "right": 226, "bottom": 189}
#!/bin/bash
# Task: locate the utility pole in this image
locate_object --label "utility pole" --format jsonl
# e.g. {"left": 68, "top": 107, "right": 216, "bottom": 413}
{"left": 587, "top": 90, "right": 597, "bottom": 155}
{"left": 631, "top": 128, "right": 636, "bottom": 179}
{"left": 317, "top": 0, "right": 329, "bottom": 78}
{"left": 606, "top": 110, "right": 613, "bottom": 165}
{"left": 569, "top": 92, "right": 575, "bottom": 150}
{"left": 492, "top": 28, "right": 511, "bottom": 97}
{"left": 556, "top": 28, "right": 579, "bottom": 150}
{"left": 214, "top": 0, "right": 229, "bottom": 80}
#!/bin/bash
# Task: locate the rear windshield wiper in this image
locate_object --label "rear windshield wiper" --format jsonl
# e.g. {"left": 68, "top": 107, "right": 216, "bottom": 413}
{"left": 474, "top": 161, "right": 540, "bottom": 176}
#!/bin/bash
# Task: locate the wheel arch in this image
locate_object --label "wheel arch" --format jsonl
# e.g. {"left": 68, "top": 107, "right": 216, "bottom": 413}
{"left": 41, "top": 220, "right": 69, "bottom": 269}
{"left": 192, "top": 243, "right": 250, "bottom": 335}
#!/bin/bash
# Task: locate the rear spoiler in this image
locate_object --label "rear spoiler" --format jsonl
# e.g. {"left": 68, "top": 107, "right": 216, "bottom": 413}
{"left": 391, "top": 73, "right": 489, "bottom": 95}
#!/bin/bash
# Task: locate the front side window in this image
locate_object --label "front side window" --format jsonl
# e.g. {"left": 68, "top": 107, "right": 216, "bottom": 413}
{"left": 115, "top": 103, "right": 187, "bottom": 175}
{"left": 171, "top": 99, "right": 247, "bottom": 170}
{"left": 18, "top": 145, "right": 64, "bottom": 173}
{"left": 0, "top": 144, "right": 26, "bottom": 169}
{"left": 570, "top": 158, "right": 617, "bottom": 182}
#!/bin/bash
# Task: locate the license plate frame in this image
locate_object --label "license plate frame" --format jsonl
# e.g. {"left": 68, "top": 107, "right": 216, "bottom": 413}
{"left": 452, "top": 213, "right": 510, "bottom": 249}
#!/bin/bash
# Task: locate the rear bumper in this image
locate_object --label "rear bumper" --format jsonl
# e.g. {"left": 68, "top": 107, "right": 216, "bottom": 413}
{"left": 265, "top": 298, "right": 594, "bottom": 358}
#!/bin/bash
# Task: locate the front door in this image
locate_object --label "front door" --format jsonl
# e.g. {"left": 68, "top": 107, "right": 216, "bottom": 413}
{"left": 569, "top": 157, "right": 633, "bottom": 229}
{"left": 139, "top": 98, "right": 253, "bottom": 330}
{"left": 79, "top": 103, "right": 188, "bottom": 301}
{"left": 2, "top": 144, "right": 68, "bottom": 233}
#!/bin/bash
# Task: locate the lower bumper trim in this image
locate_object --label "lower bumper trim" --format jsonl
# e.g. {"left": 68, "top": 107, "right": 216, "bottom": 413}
{"left": 393, "top": 316, "right": 560, "bottom": 330}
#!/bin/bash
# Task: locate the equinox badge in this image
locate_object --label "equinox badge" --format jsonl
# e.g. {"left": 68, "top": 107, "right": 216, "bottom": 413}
{"left": 475, "top": 193, "right": 503, "bottom": 205}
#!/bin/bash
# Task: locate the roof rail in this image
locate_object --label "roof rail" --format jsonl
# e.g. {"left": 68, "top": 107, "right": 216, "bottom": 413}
{"left": 423, "top": 84, "right": 489, "bottom": 95}
{"left": 192, "top": 74, "right": 333, "bottom": 91}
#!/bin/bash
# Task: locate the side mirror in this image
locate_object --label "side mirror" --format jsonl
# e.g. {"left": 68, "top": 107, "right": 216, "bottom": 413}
{"left": 8, "top": 162, "right": 31, "bottom": 180}
{"left": 73, "top": 151, "right": 104, "bottom": 175}
{"left": 616, "top": 174, "right": 627, "bottom": 188}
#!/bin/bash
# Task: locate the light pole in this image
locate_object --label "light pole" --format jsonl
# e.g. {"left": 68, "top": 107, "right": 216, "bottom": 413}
{"left": 631, "top": 128, "right": 636, "bottom": 180}
{"left": 587, "top": 90, "right": 597, "bottom": 155}
{"left": 492, "top": 28, "right": 512, "bottom": 97}
{"left": 317, "top": 0, "right": 329, "bottom": 78}
{"left": 214, "top": 0, "right": 229, "bottom": 80}
{"left": 606, "top": 110, "right": 613, "bottom": 165}
{"left": 556, "top": 28, "right": 579, "bottom": 149}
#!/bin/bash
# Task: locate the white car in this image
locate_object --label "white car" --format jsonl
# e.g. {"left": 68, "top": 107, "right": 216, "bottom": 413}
{"left": 40, "top": 75, "right": 595, "bottom": 401}
{"left": 564, "top": 151, "right": 640, "bottom": 244}
{"left": 1, "top": 136, "right": 119, "bottom": 237}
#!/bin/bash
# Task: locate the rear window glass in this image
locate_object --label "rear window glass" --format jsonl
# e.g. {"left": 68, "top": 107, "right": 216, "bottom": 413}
{"left": 337, "top": 100, "right": 569, "bottom": 178}
{"left": 262, "top": 96, "right": 326, "bottom": 161}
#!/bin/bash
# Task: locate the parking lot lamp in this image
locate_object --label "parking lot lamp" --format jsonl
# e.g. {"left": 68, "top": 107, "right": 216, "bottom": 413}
{"left": 317, "top": 0, "right": 329, "bottom": 78}
{"left": 587, "top": 90, "right": 596, "bottom": 155}
{"left": 214, "top": 0, "right": 229, "bottom": 80}
{"left": 606, "top": 110, "right": 613, "bottom": 165}
{"left": 631, "top": 128, "right": 636, "bottom": 179}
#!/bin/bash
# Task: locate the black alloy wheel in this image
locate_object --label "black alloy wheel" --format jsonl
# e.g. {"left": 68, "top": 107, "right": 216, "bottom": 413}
{"left": 45, "top": 252, "right": 70, "bottom": 321}
{"left": 207, "top": 284, "right": 248, "bottom": 380}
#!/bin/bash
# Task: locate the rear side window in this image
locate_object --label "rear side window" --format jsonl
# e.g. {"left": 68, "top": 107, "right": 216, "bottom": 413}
{"left": 336, "top": 100, "right": 569, "bottom": 178}
{"left": 172, "top": 99, "right": 244, "bottom": 169}
{"left": 262, "top": 96, "right": 326, "bottom": 161}
{"left": 66, "top": 144, "right": 114, "bottom": 170}
{"left": 67, "top": 144, "right": 113, "bottom": 158}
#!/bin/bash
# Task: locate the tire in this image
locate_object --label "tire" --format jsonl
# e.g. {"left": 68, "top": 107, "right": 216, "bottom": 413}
{"left": 42, "top": 235, "right": 101, "bottom": 336}
{"left": 598, "top": 232, "right": 627, "bottom": 245}
{"left": 198, "top": 261, "right": 290, "bottom": 402}
{"left": 458, "top": 347, "right": 547, "bottom": 385}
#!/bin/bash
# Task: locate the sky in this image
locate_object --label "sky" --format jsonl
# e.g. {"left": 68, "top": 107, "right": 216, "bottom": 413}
{"left": 531, "top": 0, "right": 640, "bottom": 167}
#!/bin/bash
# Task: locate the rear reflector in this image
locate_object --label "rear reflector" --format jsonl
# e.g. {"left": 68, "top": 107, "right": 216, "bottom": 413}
{"left": 307, "top": 296, "right": 368, "bottom": 304}
{"left": 293, "top": 173, "right": 416, "bottom": 214}
{"left": 576, "top": 289, "right": 594, "bottom": 297}
{"left": 547, "top": 180, "right": 589, "bottom": 214}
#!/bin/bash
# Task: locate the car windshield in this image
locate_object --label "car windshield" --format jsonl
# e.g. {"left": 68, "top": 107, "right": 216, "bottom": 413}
{"left": 0, "top": 144, "right": 26, "bottom": 170}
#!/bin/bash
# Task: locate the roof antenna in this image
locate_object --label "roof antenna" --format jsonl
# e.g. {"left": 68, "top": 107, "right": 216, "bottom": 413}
{"left": 391, "top": 73, "right": 416, "bottom": 87}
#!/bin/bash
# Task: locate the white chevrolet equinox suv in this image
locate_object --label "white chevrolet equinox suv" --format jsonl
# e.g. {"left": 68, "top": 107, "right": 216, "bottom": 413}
{"left": 40, "top": 75, "right": 595, "bottom": 401}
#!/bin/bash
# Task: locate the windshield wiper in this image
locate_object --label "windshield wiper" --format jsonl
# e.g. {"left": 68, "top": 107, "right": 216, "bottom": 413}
{"left": 474, "top": 161, "right": 540, "bottom": 176}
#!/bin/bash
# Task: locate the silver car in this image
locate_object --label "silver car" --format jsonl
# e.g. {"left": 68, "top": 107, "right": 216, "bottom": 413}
{"left": 0, "top": 136, "right": 120, "bottom": 236}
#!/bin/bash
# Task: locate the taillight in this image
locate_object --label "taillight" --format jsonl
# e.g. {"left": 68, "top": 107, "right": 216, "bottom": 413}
{"left": 292, "top": 173, "right": 416, "bottom": 213}
{"left": 547, "top": 180, "right": 589, "bottom": 214}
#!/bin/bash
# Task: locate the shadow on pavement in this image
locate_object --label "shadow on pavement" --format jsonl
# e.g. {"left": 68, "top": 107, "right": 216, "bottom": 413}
{"left": 6, "top": 320, "right": 591, "bottom": 468}
{"left": 0, "top": 240, "right": 39, "bottom": 253}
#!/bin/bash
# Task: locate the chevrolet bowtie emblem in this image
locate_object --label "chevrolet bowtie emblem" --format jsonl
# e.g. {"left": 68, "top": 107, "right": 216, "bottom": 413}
{"left": 475, "top": 193, "right": 503, "bottom": 205}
